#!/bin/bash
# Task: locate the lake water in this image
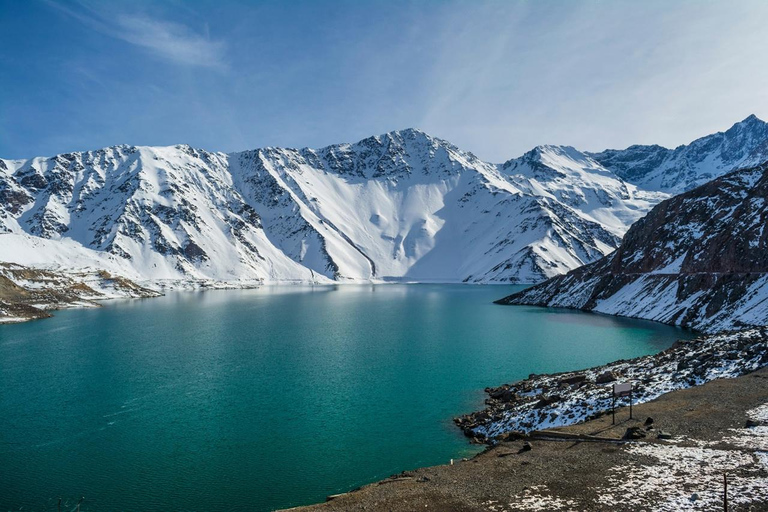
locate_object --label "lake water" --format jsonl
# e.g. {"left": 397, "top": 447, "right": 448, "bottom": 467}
{"left": 0, "top": 285, "right": 694, "bottom": 511}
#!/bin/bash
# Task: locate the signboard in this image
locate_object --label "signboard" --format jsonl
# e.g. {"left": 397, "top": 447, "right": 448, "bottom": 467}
{"left": 613, "top": 382, "right": 632, "bottom": 397}
{"left": 611, "top": 382, "right": 634, "bottom": 424}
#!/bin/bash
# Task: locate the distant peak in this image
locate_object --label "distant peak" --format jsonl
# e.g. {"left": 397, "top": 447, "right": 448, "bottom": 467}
{"left": 379, "top": 127, "right": 433, "bottom": 141}
{"left": 532, "top": 144, "right": 577, "bottom": 153}
{"left": 524, "top": 144, "right": 586, "bottom": 162}
{"left": 394, "top": 127, "right": 427, "bottom": 136}
{"left": 732, "top": 114, "right": 766, "bottom": 129}
{"left": 359, "top": 127, "right": 445, "bottom": 147}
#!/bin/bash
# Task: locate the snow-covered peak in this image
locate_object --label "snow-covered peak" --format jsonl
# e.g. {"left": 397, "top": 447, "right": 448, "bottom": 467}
{"left": 503, "top": 144, "right": 616, "bottom": 179}
{"left": 0, "top": 128, "right": 653, "bottom": 286}
{"left": 591, "top": 114, "right": 768, "bottom": 193}
{"left": 498, "top": 144, "right": 664, "bottom": 237}
{"left": 276, "top": 127, "right": 489, "bottom": 181}
{"left": 2, "top": 116, "right": 766, "bottom": 289}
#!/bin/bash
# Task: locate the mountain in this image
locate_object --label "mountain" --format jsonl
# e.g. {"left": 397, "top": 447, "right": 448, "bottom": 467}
{"left": 0, "top": 130, "right": 656, "bottom": 285}
{"left": 497, "top": 161, "right": 768, "bottom": 333}
{"left": 2, "top": 117, "right": 767, "bottom": 289}
{"left": 590, "top": 115, "right": 768, "bottom": 194}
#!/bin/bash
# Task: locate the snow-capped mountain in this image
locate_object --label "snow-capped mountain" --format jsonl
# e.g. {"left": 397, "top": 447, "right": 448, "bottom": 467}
{"left": 0, "top": 145, "right": 320, "bottom": 284}
{"left": 0, "top": 130, "right": 655, "bottom": 285}
{"left": 497, "top": 161, "right": 768, "bottom": 333}
{"left": 591, "top": 114, "right": 768, "bottom": 194}
{"left": 1, "top": 116, "right": 767, "bottom": 288}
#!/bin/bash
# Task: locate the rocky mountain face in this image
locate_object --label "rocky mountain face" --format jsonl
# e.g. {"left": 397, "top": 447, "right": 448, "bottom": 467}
{"left": 497, "top": 162, "right": 768, "bottom": 333}
{"left": 590, "top": 115, "right": 768, "bottom": 194}
{"left": 1, "top": 116, "right": 766, "bottom": 288}
{"left": 0, "top": 130, "right": 658, "bottom": 285}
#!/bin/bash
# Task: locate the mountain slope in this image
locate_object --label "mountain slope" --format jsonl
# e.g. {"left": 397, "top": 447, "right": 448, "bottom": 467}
{"left": 497, "top": 162, "right": 768, "bottom": 333}
{"left": 0, "top": 130, "right": 655, "bottom": 285}
{"left": 590, "top": 115, "right": 768, "bottom": 194}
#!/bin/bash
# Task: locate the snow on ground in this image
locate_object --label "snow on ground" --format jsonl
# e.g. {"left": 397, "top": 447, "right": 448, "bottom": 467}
{"left": 594, "top": 401, "right": 768, "bottom": 511}
{"left": 597, "top": 442, "right": 768, "bottom": 511}
{"left": 482, "top": 486, "right": 578, "bottom": 512}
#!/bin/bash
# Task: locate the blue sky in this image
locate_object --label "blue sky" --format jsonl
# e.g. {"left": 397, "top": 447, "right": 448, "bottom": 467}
{"left": 2, "top": 0, "right": 768, "bottom": 161}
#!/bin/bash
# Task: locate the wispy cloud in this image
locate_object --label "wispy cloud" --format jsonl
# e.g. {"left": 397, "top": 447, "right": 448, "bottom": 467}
{"left": 44, "top": 0, "right": 228, "bottom": 70}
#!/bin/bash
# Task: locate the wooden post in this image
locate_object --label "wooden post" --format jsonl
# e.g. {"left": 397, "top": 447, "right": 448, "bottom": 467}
{"left": 724, "top": 473, "right": 728, "bottom": 512}
{"left": 57, "top": 498, "right": 61, "bottom": 512}
{"left": 612, "top": 392, "right": 616, "bottom": 424}
{"left": 629, "top": 385, "right": 633, "bottom": 419}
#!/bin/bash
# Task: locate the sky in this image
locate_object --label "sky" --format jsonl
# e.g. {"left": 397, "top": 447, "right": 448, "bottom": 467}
{"left": 1, "top": 0, "right": 768, "bottom": 162}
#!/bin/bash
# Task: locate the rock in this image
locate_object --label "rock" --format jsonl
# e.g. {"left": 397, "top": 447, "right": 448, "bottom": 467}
{"left": 623, "top": 427, "right": 647, "bottom": 440}
{"left": 559, "top": 374, "right": 587, "bottom": 386}
{"left": 690, "top": 493, "right": 699, "bottom": 502}
{"left": 489, "top": 388, "right": 516, "bottom": 403}
{"left": 657, "top": 430, "right": 673, "bottom": 440}
{"left": 519, "top": 442, "right": 532, "bottom": 453}
{"left": 595, "top": 371, "right": 618, "bottom": 384}
{"left": 534, "top": 396, "right": 556, "bottom": 409}
{"left": 644, "top": 417, "right": 654, "bottom": 426}
{"left": 495, "top": 431, "right": 525, "bottom": 442}
{"left": 745, "top": 419, "right": 761, "bottom": 428}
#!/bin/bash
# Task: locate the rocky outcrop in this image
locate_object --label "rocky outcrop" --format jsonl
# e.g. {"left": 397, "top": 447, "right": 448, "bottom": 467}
{"left": 0, "top": 262, "right": 161, "bottom": 323}
{"left": 497, "top": 162, "right": 768, "bottom": 333}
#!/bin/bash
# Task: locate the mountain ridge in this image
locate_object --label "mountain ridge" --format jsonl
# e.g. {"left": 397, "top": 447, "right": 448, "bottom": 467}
{"left": 1, "top": 117, "right": 767, "bottom": 289}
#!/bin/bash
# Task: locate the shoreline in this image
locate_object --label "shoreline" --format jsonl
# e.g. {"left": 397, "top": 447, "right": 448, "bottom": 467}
{"left": 0, "top": 277, "right": 525, "bottom": 324}
{"left": 286, "top": 327, "right": 768, "bottom": 511}
{"left": 287, "top": 360, "right": 768, "bottom": 511}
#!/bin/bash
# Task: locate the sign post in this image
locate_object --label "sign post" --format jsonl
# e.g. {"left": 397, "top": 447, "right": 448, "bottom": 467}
{"left": 612, "top": 382, "right": 633, "bottom": 424}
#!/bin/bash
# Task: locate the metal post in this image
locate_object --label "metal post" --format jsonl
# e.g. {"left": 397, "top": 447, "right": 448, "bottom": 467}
{"left": 57, "top": 498, "right": 61, "bottom": 512}
{"left": 724, "top": 473, "right": 728, "bottom": 512}
{"left": 629, "top": 385, "right": 633, "bottom": 419}
{"left": 612, "top": 392, "right": 616, "bottom": 425}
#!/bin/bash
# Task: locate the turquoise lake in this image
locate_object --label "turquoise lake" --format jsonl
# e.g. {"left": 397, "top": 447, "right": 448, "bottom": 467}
{"left": 0, "top": 285, "right": 695, "bottom": 511}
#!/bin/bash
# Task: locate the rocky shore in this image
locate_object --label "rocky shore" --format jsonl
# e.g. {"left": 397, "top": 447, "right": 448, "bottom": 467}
{"left": 456, "top": 327, "right": 768, "bottom": 441}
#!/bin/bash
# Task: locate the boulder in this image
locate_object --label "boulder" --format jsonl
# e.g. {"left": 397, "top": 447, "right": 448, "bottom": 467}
{"left": 623, "top": 427, "right": 647, "bottom": 440}
{"left": 595, "top": 371, "right": 618, "bottom": 384}
{"left": 559, "top": 374, "right": 587, "bottom": 386}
